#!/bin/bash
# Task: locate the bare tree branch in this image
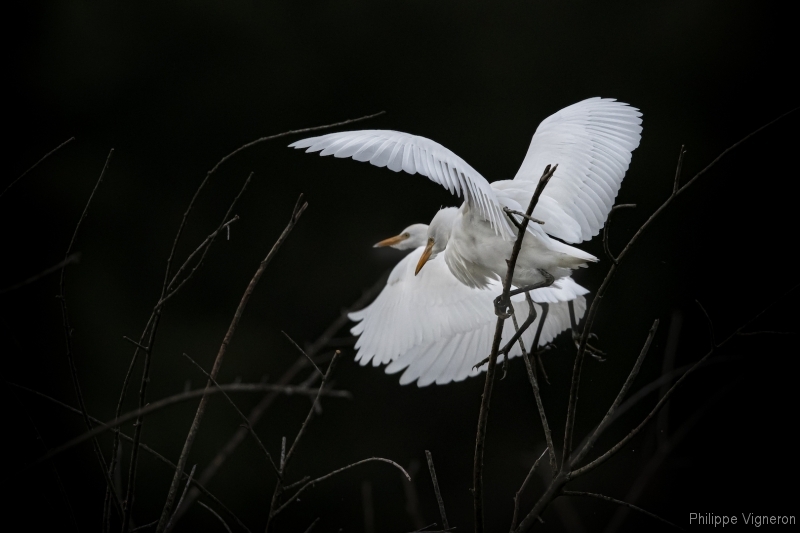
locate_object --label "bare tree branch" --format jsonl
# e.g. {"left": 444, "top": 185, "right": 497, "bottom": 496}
{"left": 425, "top": 451, "right": 450, "bottom": 532}
{"left": 561, "top": 491, "right": 682, "bottom": 530}
{"left": 54, "top": 148, "right": 124, "bottom": 518}
{"left": 10, "top": 383, "right": 252, "bottom": 533}
{"left": 182, "top": 353, "right": 281, "bottom": 476}
{"left": 570, "top": 319, "right": 659, "bottom": 467}
{"left": 510, "top": 447, "right": 548, "bottom": 532}
{"left": 0, "top": 252, "right": 81, "bottom": 296}
{"left": 198, "top": 502, "right": 234, "bottom": 533}
{"left": 271, "top": 458, "right": 411, "bottom": 518}
{"left": 171, "top": 271, "right": 390, "bottom": 526}
{"left": 156, "top": 195, "right": 308, "bottom": 532}
{"left": 473, "top": 164, "right": 557, "bottom": 533}
{"left": 1, "top": 136, "right": 75, "bottom": 200}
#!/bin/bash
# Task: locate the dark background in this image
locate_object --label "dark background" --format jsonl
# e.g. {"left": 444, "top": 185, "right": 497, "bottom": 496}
{"left": 4, "top": 1, "right": 798, "bottom": 532}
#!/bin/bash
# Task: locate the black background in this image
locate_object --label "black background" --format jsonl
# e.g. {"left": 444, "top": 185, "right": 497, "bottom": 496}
{"left": 4, "top": 1, "right": 798, "bottom": 532}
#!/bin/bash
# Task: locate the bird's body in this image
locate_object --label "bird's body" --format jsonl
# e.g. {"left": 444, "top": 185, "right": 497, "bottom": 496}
{"left": 350, "top": 222, "right": 588, "bottom": 386}
{"left": 291, "top": 97, "right": 642, "bottom": 293}
{"left": 290, "top": 97, "right": 642, "bottom": 384}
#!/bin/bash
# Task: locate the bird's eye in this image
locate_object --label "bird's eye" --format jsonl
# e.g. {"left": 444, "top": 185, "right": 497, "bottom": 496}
{"left": 403, "top": 233, "right": 410, "bottom": 238}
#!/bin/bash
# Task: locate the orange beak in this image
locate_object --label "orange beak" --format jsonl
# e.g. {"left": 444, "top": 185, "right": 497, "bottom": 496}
{"left": 415, "top": 238, "right": 435, "bottom": 275}
{"left": 373, "top": 234, "right": 408, "bottom": 248}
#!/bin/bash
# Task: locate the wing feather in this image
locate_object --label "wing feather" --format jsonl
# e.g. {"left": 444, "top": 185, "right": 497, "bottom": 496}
{"left": 290, "top": 130, "right": 511, "bottom": 234}
{"left": 512, "top": 97, "right": 642, "bottom": 243}
{"left": 349, "top": 247, "right": 589, "bottom": 386}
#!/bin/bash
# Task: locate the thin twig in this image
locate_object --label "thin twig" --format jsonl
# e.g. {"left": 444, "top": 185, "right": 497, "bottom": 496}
{"left": 165, "top": 464, "right": 197, "bottom": 532}
{"left": 695, "top": 299, "right": 717, "bottom": 348}
{"left": 302, "top": 518, "right": 320, "bottom": 533}
{"left": 425, "top": 451, "right": 450, "bottom": 532}
{"left": 672, "top": 145, "right": 687, "bottom": 193}
{"left": 110, "top": 173, "right": 251, "bottom": 527}
{"left": 271, "top": 458, "right": 411, "bottom": 517}
{"left": 12, "top": 383, "right": 252, "bottom": 533}
{"left": 8, "top": 388, "right": 79, "bottom": 533}
{"left": 131, "top": 521, "right": 159, "bottom": 532}
{"left": 55, "top": 149, "right": 123, "bottom": 517}
{"left": 604, "top": 379, "right": 739, "bottom": 533}
{"left": 282, "top": 331, "right": 323, "bottom": 377}
{"left": 198, "top": 502, "right": 234, "bottom": 533}
{"left": 473, "top": 164, "right": 557, "bottom": 533}
{"left": 171, "top": 271, "right": 389, "bottom": 526}
{"left": 122, "top": 336, "right": 150, "bottom": 352}
{"left": 156, "top": 196, "right": 308, "bottom": 533}
{"left": 503, "top": 207, "right": 545, "bottom": 225}
{"left": 570, "top": 319, "right": 659, "bottom": 467}
{"left": 571, "top": 285, "right": 799, "bottom": 480}
{"left": 1, "top": 136, "right": 75, "bottom": 200}
{"left": 514, "top": 303, "right": 557, "bottom": 473}
{"left": 183, "top": 353, "right": 280, "bottom": 475}
{"left": 28, "top": 381, "right": 349, "bottom": 465}
{"left": 602, "top": 204, "right": 636, "bottom": 264}
{"left": 510, "top": 447, "right": 548, "bottom": 532}
{"left": 561, "top": 491, "right": 682, "bottom": 530}
{"left": 0, "top": 253, "right": 81, "bottom": 296}
{"left": 283, "top": 350, "right": 340, "bottom": 470}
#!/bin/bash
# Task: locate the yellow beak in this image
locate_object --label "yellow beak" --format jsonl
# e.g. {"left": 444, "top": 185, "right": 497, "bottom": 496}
{"left": 415, "top": 238, "right": 435, "bottom": 275}
{"left": 373, "top": 234, "right": 408, "bottom": 248}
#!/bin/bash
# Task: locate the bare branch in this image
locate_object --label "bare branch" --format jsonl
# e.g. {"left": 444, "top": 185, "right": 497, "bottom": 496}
{"left": 198, "top": 502, "right": 234, "bottom": 533}
{"left": 183, "top": 353, "right": 281, "bottom": 476}
{"left": 272, "top": 458, "right": 411, "bottom": 517}
{"left": 171, "top": 273, "right": 389, "bottom": 526}
{"left": 503, "top": 207, "right": 545, "bottom": 225}
{"left": 570, "top": 319, "right": 659, "bottom": 467}
{"left": 672, "top": 145, "right": 687, "bottom": 193}
{"left": 425, "top": 451, "right": 450, "bottom": 532}
{"left": 514, "top": 302, "right": 557, "bottom": 473}
{"left": 302, "top": 518, "right": 320, "bottom": 533}
{"left": 165, "top": 464, "right": 196, "bottom": 532}
{"left": 561, "top": 491, "right": 682, "bottom": 530}
{"left": 11, "top": 383, "right": 252, "bottom": 533}
{"left": 156, "top": 195, "right": 308, "bottom": 532}
{"left": 27, "top": 380, "right": 349, "bottom": 466}
{"left": 510, "top": 447, "right": 548, "bottom": 532}
{"left": 282, "top": 331, "right": 323, "bottom": 377}
{"left": 602, "top": 204, "right": 636, "bottom": 264}
{"left": 0, "top": 252, "right": 80, "bottom": 296}
{"left": 571, "top": 286, "right": 799, "bottom": 479}
{"left": 55, "top": 148, "right": 123, "bottom": 518}
{"left": 1, "top": 136, "right": 75, "bottom": 200}
{"left": 474, "top": 163, "right": 557, "bottom": 533}
{"left": 283, "top": 350, "right": 341, "bottom": 471}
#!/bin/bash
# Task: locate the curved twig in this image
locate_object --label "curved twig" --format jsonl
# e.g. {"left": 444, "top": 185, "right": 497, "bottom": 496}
{"left": 561, "top": 491, "right": 682, "bottom": 531}
{"left": 272, "top": 458, "right": 411, "bottom": 517}
{"left": 1, "top": 136, "right": 75, "bottom": 200}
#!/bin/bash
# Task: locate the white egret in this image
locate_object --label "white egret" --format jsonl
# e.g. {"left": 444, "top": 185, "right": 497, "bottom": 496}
{"left": 348, "top": 216, "right": 588, "bottom": 386}
{"left": 290, "top": 98, "right": 642, "bottom": 311}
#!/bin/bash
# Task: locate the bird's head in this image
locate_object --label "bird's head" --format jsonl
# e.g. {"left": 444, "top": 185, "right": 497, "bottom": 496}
{"left": 415, "top": 207, "right": 458, "bottom": 275}
{"left": 373, "top": 223, "right": 428, "bottom": 250}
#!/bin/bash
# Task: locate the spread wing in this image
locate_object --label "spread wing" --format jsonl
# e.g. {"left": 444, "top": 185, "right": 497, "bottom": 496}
{"left": 290, "top": 130, "right": 511, "bottom": 235}
{"left": 511, "top": 97, "right": 642, "bottom": 243}
{"left": 348, "top": 248, "right": 588, "bottom": 386}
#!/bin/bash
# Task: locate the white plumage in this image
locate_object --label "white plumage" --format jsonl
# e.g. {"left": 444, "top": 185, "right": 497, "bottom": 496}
{"left": 349, "top": 223, "right": 587, "bottom": 386}
{"left": 290, "top": 97, "right": 642, "bottom": 385}
{"left": 291, "top": 97, "right": 642, "bottom": 291}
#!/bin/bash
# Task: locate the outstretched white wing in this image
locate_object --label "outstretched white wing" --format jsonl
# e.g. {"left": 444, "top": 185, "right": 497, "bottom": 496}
{"left": 290, "top": 130, "right": 510, "bottom": 235}
{"left": 510, "top": 97, "right": 642, "bottom": 243}
{"left": 349, "top": 248, "right": 587, "bottom": 386}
